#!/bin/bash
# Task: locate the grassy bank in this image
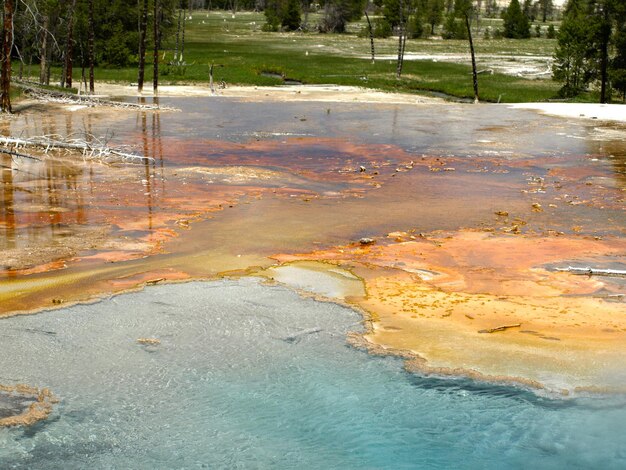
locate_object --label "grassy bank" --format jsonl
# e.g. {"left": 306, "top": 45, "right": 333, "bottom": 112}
{"left": 58, "top": 11, "right": 562, "bottom": 102}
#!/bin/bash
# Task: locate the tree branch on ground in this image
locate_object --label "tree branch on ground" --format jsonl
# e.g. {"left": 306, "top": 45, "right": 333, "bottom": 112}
{"left": 0, "top": 134, "right": 154, "bottom": 164}
{"left": 16, "top": 82, "right": 178, "bottom": 110}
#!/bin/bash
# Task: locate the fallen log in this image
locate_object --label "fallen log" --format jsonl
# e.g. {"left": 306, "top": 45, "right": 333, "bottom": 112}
{"left": 556, "top": 266, "right": 626, "bottom": 277}
{"left": 15, "top": 82, "right": 178, "bottom": 111}
{"left": 478, "top": 323, "right": 521, "bottom": 334}
{"left": 0, "top": 135, "right": 152, "bottom": 164}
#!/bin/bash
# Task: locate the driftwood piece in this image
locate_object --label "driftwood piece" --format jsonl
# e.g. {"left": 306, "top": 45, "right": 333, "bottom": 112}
{"left": 556, "top": 266, "right": 626, "bottom": 277}
{"left": 137, "top": 338, "right": 161, "bottom": 345}
{"left": 478, "top": 323, "right": 521, "bottom": 334}
{"left": 0, "top": 135, "right": 152, "bottom": 164}
{"left": 282, "top": 327, "right": 322, "bottom": 343}
{"left": 16, "top": 82, "right": 177, "bottom": 111}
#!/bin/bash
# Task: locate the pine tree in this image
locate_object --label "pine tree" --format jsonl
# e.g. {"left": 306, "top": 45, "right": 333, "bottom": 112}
{"left": 503, "top": 0, "right": 530, "bottom": 38}
{"left": 282, "top": 0, "right": 301, "bottom": 30}
{"left": 425, "top": 0, "right": 445, "bottom": 34}
{"left": 552, "top": 0, "right": 597, "bottom": 96}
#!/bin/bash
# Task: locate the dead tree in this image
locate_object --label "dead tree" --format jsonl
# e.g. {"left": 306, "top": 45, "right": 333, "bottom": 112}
{"left": 153, "top": 0, "right": 161, "bottom": 92}
{"left": 39, "top": 13, "right": 49, "bottom": 84}
{"left": 174, "top": 2, "right": 187, "bottom": 65}
{"left": 174, "top": 3, "right": 182, "bottom": 62}
{"left": 138, "top": 0, "right": 149, "bottom": 92}
{"left": 463, "top": 7, "right": 479, "bottom": 102}
{"left": 453, "top": 0, "right": 479, "bottom": 102}
{"left": 38, "top": 8, "right": 59, "bottom": 86}
{"left": 63, "top": 0, "right": 77, "bottom": 89}
{"left": 87, "top": 0, "right": 95, "bottom": 93}
{"left": 1, "top": 0, "right": 14, "bottom": 113}
{"left": 364, "top": 10, "right": 375, "bottom": 64}
{"left": 396, "top": 0, "right": 407, "bottom": 78}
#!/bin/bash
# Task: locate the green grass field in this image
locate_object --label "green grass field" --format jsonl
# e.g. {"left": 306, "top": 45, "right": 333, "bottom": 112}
{"left": 60, "top": 11, "right": 566, "bottom": 102}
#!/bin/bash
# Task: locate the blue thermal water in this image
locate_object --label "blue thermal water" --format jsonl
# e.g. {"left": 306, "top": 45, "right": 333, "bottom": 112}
{"left": 1, "top": 279, "right": 625, "bottom": 469}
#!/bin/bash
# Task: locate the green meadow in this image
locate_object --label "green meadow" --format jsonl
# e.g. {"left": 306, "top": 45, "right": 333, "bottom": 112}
{"left": 63, "top": 11, "right": 563, "bottom": 102}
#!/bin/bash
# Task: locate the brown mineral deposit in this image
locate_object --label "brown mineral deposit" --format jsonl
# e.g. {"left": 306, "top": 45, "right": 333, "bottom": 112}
{"left": 0, "top": 384, "right": 57, "bottom": 427}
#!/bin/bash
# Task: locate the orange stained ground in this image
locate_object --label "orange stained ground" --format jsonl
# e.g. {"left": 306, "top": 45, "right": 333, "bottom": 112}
{"left": 1, "top": 102, "right": 624, "bottom": 391}
{"left": 273, "top": 231, "right": 626, "bottom": 392}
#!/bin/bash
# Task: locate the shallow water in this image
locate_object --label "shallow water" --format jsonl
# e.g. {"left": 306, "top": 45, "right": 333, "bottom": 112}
{"left": 1, "top": 279, "right": 625, "bottom": 469}
{"left": 2, "top": 98, "right": 624, "bottom": 312}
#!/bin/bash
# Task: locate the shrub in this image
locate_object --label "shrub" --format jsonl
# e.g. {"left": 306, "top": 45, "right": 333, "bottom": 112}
{"left": 374, "top": 18, "right": 393, "bottom": 38}
{"left": 408, "top": 14, "right": 425, "bottom": 39}
{"left": 442, "top": 14, "right": 467, "bottom": 39}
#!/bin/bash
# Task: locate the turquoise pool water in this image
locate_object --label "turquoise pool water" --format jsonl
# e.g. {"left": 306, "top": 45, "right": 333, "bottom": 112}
{"left": 1, "top": 279, "right": 625, "bottom": 469}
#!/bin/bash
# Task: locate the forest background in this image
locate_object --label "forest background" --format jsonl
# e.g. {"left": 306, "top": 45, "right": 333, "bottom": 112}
{"left": 1, "top": 0, "right": 625, "bottom": 112}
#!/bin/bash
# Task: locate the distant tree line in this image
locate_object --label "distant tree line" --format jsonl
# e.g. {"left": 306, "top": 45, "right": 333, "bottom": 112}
{"left": 0, "top": 0, "right": 182, "bottom": 111}
{"left": 0, "top": 0, "right": 624, "bottom": 113}
{"left": 261, "top": 0, "right": 625, "bottom": 101}
{"left": 263, "top": 0, "right": 558, "bottom": 35}
{"left": 12, "top": 1, "right": 177, "bottom": 77}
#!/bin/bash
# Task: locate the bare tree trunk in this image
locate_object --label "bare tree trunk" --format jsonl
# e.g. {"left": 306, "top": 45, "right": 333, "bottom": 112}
{"left": 599, "top": 5, "right": 610, "bottom": 104}
{"left": 39, "top": 14, "right": 49, "bottom": 85}
{"left": 599, "top": 39, "right": 608, "bottom": 104}
{"left": 209, "top": 63, "right": 214, "bottom": 93}
{"left": 396, "top": 29, "right": 406, "bottom": 78}
{"left": 43, "top": 11, "right": 56, "bottom": 86}
{"left": 153, "top": 0, "right": 160, "bottom": 93}
{"left": 138, "top": 0, "right": 148, "bottom": 92}
{"left": 174, "top": 5, "right": 181, "bottom": 62}
{"left": 64, "top": 0, "right": 78, "bottom": 89}
{"left": 396, "top": 0, "right": 406, "bottom": 78}
{"left": 181, "top": 9, "right": 186, "bottom": 64}
{"left": 302, "top": 0, "right": 309, "bottom": 29}
{"left": 364, "top": 11, "right": 375, "bottom": 64}
{"left": 401, "top": 24, "right": 407, "bottom": 58}
{"left": 88, "top": 0, "right": 95, "bottom": 93}
{"left": 465, "top": 13, "right": 479, "bottom": 103}
{"left": 80, "top": 62, "right": 86, "bottom": 94}
{"left": 45, "top": 33, "right": 52, "bottom": 85}
{"left": 1, "top": 0, "right": 14, "bottom": 113}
